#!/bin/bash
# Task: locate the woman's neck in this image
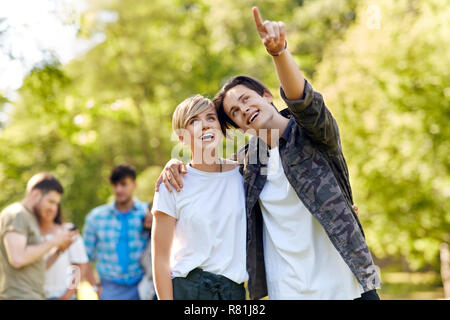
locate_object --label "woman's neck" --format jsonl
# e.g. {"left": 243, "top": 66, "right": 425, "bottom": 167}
{"left": 40, "top": 221, "right": 56, "bottom": 234}
{"left": 190, "top": 157, "right": 222, "bottom": 172}
{"left": 190, "top": 148, "right": 222, "bottom": 172}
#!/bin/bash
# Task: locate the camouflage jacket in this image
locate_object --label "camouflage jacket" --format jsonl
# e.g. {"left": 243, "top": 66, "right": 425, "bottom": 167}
{"left": 237, "top": 80, "right": 381, "bottom": 300}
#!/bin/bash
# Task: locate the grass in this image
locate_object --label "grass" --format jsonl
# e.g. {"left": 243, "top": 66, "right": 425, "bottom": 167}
{"left": 77, "top": 271, "right": 447, "bottom": 300}
{"left": 378, "top": 271, "right": 445, "bottom": 300}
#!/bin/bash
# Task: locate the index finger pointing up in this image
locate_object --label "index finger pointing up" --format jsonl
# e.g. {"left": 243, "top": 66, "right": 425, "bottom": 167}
{"left": 252, "top": 6, "right": 263, "bottom": 28}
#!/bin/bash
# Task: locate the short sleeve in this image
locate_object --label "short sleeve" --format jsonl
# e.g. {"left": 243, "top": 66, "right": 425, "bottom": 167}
{"left": 68, "top": 235, "right": 89, "bottom": 264}
{"left": 0, "top": 209, "right": 29, "bottom": 237}
{"left": 152, "top": 184, "right": 177, "bottom": 219}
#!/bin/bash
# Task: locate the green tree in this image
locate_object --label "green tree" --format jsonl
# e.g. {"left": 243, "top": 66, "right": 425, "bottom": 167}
{"left": 314, "top": 0, "right": 450, "bottom": 270}
{"left": 3, "top": 0, "right": 419, "bottom": 264}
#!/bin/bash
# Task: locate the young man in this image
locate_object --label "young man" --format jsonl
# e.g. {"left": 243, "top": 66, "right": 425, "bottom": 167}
{"left": 83, "top": 164, "right": 151, "bottom": 300}
{"left": 157, "top": 7, "right": 381, "bottom": 300}
{"left": 0, "top": 173, "right": 77, "bottom": 300}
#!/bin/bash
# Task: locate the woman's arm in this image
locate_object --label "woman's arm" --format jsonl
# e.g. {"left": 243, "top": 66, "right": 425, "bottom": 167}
{"left": 45, "top": 246, "right": 62, "bottom": 269}
{"left": 58, "top": 287, "right": 77, "bottom": 300}
{"left": 151, "top": 210, "right": 176, "bottom": 300}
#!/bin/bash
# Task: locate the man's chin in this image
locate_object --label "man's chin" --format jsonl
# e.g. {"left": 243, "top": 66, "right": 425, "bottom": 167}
{"left": 116, "top": 198, "right": 132, "bottom": 205}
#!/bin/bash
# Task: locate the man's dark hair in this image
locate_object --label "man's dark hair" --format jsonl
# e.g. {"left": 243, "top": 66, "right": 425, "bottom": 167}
{"left": 109, "top": 164, "right": 137, "bottom": 184}
{"left": 26, "top": 172, "right": 64, "bottom": 196}
{"left": 213, "top": 75, "right": 273, "bottom": 131}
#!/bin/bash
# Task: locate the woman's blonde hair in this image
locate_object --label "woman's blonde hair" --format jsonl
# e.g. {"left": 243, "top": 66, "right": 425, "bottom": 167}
{"left": 172, "top": 94, "right": 226, "bottom": 135}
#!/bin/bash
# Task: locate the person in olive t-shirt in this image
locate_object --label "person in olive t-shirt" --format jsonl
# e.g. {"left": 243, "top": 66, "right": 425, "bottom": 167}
{"left": 0, "top": 173, "right": 77, "bottom": 300}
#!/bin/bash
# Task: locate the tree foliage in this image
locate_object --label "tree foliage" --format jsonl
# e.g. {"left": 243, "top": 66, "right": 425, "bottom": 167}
{"left": 0, "top": 0, "right": 447, "bottom": 269}
{"left": 314, "top": 0, "right": 450, "bottom": 269}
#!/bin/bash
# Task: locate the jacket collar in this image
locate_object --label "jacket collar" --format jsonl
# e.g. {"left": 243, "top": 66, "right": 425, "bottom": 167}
{"left": 279, "top": 109, "right": 295, "bottom": 143}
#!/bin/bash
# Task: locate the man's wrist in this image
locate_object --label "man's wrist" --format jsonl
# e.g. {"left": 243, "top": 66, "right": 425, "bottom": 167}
{"left": 267, "top": 40, "right": 287, "bottom": 56}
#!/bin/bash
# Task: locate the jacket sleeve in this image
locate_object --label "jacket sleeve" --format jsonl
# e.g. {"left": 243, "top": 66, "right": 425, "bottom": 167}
{"left": 280, "top": 79, "right": 341, "bottom": 153}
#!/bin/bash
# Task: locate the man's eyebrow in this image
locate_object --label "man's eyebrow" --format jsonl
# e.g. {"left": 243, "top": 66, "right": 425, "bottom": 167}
{"left": 238, "top": 93, "right": 245, "bottom": 101}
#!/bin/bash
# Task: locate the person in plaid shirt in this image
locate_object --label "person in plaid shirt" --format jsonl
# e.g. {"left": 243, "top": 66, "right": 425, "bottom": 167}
{"left": 83, "top": 164, "right": 150, "bottom": 300}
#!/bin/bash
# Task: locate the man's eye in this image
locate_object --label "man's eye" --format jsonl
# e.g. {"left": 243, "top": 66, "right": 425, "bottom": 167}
{"left": 232, "top": 109, "right": 239, "bottom": 116}
{"left": 243, "top": 96, "right": 249, "bottom": 102}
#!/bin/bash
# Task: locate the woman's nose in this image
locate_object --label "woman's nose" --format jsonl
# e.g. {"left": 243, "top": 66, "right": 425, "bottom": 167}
{"left": 202, "top": 119, "right": 211, "bottom": 129}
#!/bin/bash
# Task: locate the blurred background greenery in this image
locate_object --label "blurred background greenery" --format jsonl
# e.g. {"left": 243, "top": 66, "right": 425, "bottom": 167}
{"left": 0, "top": 0, "right": 448, "bottom": 299}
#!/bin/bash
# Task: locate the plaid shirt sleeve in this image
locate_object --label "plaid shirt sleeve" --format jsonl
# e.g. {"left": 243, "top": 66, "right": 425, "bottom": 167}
{"left": 82, "top": 212, "right": 97, "bottom": 262}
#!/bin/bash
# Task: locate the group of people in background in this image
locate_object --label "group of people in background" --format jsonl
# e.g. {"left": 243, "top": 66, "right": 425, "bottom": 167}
{"left": 0, "top": 165, "right": 155, "bottom": 300}
{"left": 1, "top": 7, "right": 382, "bottom": 301}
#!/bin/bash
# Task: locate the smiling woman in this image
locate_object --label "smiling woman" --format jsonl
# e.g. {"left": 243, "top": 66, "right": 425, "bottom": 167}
{"left": 151, "top": 94, "right": 248, "bottom": 300}
{"left": 172, "top": 95, "right": 225, "bottom": 170}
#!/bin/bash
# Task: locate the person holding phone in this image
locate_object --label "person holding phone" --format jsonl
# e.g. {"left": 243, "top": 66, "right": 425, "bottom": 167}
{"left": 40, "top": 204, "right": 98, "bottom": 300}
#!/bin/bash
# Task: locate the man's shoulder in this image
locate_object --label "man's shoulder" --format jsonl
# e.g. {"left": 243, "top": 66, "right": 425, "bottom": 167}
{"left": 133, "top": 198, "right": 148, "bottom": 208}
{"left": 0, "top": 203, "right": 28, "bottom": 220}
{"left": 0, "top": 203, "right": 35, "bottom": 237}
{"left": 86, "top": 203, "right": 114, "bottom": 220}
{"left": 133, "top": 199, "right": 149, "bottom": 215}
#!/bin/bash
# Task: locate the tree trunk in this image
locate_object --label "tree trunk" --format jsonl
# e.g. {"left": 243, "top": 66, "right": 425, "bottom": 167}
{"left": 440, "top": 242, "right": 450, "bottom": 299}
{"left": 134, "top": 98, "right": 153, "bottom": 164}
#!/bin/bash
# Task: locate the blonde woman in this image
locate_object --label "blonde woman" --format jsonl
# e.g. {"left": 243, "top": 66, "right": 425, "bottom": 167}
{"left": 151, "top": 95, "right": 248, "bottom": 300}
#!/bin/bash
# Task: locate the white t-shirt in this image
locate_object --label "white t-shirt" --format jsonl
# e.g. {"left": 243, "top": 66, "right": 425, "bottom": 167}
{"left": 258, "top": 147, "right": 362, "bottom": 300}
{"left": 43, "top": 225, "right": 89, "bottom": 299}
{"left": 153, "top": 164, "right": 248, "bottom": 284}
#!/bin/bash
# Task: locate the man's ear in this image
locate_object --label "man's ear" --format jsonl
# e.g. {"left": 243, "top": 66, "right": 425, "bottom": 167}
{"left": 30, "top": 189, "right": 42, "bottom": 200}
{"left": 262, "top": 90, "right": 273, "bottom": 104}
